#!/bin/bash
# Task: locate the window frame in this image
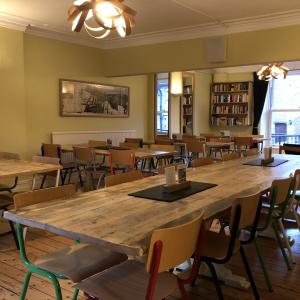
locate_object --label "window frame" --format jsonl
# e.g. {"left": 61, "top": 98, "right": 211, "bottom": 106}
{"left": 154, "top": 73, "right": 171, "bottom": 138}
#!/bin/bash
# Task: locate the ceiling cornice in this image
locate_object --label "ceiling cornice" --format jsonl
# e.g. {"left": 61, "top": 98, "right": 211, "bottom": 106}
{"left": 0, "top": 9, "right": 300, "bottom": 49}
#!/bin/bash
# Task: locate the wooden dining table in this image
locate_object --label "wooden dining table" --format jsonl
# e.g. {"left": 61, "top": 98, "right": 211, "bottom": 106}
{"left": 0, "top": 158, "right": 62, "bottom": 189}
{"left": 61, "top": 144, "right": 177, "bottom": 160}
{"left": 4, "top": 154, "right": 300, "bottom": 258}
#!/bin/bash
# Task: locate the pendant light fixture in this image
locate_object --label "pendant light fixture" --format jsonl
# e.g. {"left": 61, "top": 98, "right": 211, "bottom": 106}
{"left": 257, "top": 63, "right": 289, "bottom": 81}
{"left": 170, "top": 72, "right": 183, "bottom": 95}
{"left": 68, "top": 0, "right": 136, "bottom": 39}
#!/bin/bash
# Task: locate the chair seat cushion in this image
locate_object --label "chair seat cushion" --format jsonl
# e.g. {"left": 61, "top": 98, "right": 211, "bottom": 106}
{"left": 75, "top": 260, "right": 177, "bottom": 300}
{"left": 35, "top": 244, "right": 127, "bottom": 283}
{"left": 201, "top": 230, "right": 240, "bottom": 260}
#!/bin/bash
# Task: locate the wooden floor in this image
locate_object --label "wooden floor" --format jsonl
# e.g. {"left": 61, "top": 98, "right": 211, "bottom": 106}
{"left": 0, "top": 225, "right": 299, "bottom": 300}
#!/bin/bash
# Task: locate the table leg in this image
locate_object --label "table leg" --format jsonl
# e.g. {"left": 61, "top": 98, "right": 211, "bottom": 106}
{"left": 31, "top": 175, "right": 36, "bottom": 190}
{"left": 55, "top": 170, "right": 60, "bottom": 187}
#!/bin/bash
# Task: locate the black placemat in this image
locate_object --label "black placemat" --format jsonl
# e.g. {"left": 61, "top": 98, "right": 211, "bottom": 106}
{"left": 128, "top": 181, "right": 217, "bottom": 202}
{"left": 243, "top": 159, "right": 288, "bottom": 167}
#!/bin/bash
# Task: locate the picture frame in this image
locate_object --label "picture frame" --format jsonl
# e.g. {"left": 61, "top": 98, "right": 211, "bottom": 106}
{"left": 59, "top": 79, "right": 130, "bottom": 117}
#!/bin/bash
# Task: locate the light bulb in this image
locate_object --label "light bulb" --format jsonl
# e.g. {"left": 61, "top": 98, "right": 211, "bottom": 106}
{"left": 96, "top": 2, "right": 121, "bottom": 18}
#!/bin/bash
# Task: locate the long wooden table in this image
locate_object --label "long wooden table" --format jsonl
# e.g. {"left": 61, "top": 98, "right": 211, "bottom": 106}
{"left": 61, "top": 145, "right": 177, "bottom": 160}
{"left": 4, "top": 154, "right": 300, "bottom": 257}
{"left": 0, "top": 159, "right": 62, "bottom": 189}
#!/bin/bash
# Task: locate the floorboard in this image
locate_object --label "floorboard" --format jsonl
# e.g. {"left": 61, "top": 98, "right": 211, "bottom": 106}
{"left": 0, "top": 223, "right": 299, "bottom": 299}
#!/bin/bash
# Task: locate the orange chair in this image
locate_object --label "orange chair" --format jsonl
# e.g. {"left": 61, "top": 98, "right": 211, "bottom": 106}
{"left": 109, "top": 149, "right": 136, "bottom": 174}
{"left": 75, "top": 212, "right": 205, "bottom": 300}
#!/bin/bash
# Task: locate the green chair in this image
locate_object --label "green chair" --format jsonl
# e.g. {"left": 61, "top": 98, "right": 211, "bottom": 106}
{"left": 13, "top": 185, "right": 127, "bottom": 300}
{"left": 254, "top": 177, "right": 294, "bottom": 292}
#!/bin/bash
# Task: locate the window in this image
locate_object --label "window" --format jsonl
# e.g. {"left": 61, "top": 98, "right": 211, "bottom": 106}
{"left": 155, "top": 73, "right": 170, "bottom": 136}
{"left": 261, "top": 70, "right": 300, "bottom": 146}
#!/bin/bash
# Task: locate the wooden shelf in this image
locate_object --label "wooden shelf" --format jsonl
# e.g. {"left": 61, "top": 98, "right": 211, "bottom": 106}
{"left": 210, "top": 81, "right": 253, "bottom": 127}
{"left": 181, "top": 73, "right": 194, "bottom": 135}
{"left": 212, "top": 102, "right": 248, "bottom": 105}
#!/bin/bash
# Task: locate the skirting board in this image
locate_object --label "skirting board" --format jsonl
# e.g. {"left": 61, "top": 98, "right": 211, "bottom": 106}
{"left": 52, "top": 130, "right": 137, "bottom": 146}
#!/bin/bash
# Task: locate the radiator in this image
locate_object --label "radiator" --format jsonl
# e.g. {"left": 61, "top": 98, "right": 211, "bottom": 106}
{"left": 52, "top": 130, "right": 137, "bottom": 146}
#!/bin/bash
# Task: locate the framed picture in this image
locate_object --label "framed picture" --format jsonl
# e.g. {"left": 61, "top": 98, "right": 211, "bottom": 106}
{"left": 59, "top": 79, "right": 130, "bottom": 117}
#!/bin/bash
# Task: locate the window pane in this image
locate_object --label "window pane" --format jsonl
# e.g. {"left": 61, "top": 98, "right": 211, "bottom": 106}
{"left": 156, "top": 74, "right": 169, "bottom": 134}
{"left": 271, "top": 71, "right": 300, "bottom": 110}
{"left": 271, "top": 111, "right": 300, "bottom": 146}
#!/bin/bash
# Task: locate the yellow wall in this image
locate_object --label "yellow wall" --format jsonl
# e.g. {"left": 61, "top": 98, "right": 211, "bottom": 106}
{"left": 0, "top": 30, "right": 150, "bottom": 158}
{"left": 103, "top": 24, "right": 300, "bottom": 77}
{"left": 0, "top": 28, "right": 27, "bottom": 157}
{"left": 22, "top": 35, "right": 149, "bottom": 157}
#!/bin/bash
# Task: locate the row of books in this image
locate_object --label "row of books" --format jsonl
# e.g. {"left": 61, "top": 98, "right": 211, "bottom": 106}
{"left": 211, "top": 116, "right": 249, "bottom": 126}
{"left": 183, "top": 107, "right": 193, "bottom": 115}
{"left": 182, "top": 95, "right": 192, "bottom": 104}
{"left": 212, "top": 94, "right": 248, "bottom": 103}
{"left": 211, "top": 105, "right": 248, "bottom": 114}
{"left": 212, "top": 82, "right": 249, "bottom": 92}
{"left": 183, "top": 85, "right": 193, "bottom": 94}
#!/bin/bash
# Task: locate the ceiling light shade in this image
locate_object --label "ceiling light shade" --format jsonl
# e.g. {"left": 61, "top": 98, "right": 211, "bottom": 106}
{"left": 257, "top": 63, "right": 289, "bottom": 81}
{"left": 68, "top": 0, "right": 136, "bottom": 39}
{"left": 171, "top": 72, "right": 183, "bottom": 95}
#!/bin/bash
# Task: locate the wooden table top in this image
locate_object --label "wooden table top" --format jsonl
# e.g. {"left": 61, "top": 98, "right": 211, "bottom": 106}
{"left": 61, "top": 145, "right": 177, "bottom": 159}
{"left": 206, "top": 141, "right": 234, "bottom": 148}
{"left": 0, "top": 159, "right": 61, "bottom": 179}
{"left": 5, "top": 154, "right": 299, "bottom": 257}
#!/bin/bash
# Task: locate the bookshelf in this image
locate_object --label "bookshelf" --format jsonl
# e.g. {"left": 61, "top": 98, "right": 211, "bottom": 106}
{"left": 180, "top": 73, "right": 195, "bottom": 135}
{"left": 210, "top": 81, "right": 253, "bottom": 127}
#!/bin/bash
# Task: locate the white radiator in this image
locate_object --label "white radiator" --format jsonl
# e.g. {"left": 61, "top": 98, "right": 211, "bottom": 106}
{"left": 52, "top": 130, "right": 137, "bottom": 146}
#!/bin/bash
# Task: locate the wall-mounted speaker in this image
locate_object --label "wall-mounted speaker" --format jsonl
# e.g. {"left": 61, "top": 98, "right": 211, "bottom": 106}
{"left": 206, "top": 36, "right": 227, "bottom": 63}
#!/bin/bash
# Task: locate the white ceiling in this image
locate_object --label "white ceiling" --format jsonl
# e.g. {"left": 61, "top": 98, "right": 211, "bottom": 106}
{"left": 1, "top": 0, "right": 300, "bottom": 48}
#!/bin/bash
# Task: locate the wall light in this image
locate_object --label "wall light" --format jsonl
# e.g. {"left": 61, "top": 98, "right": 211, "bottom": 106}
{"left": 170, "top": 72, "right": 183, "bottom": 95}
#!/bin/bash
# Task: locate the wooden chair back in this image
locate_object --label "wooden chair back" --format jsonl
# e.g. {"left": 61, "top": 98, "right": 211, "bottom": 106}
{"left": 73, "top": 147, "right": 95, "bottom": 163}
{"left": 279, "top": 144, "right": 300, "bottom": 155}
{"left": 88, "top": 140, "right": 107, "bottom": 147}
{"left": 230, "top": 192, "right": 262, "bottom": 230}
{"left": 105, "top": 170, "right": 143, "bottom": 187}
{"left": 191, "top": 157, "right": 214, "bottom": 168}
{"left": 199, "top": 133, "right": 216, "bottom": 142}
{"left": 186, "top": 142, "right": 206, "bottom": 157}
{"left": 146, "top": 212, "right": 204, "bottom": 273}
{"left": 32, "top": 155, "right": 60, "bottom": 166}
{"left": 271, "top": 177, "right": 294, "bottom": 205}
{"left": 222, "top": 152, "right": 241, "bottom": 161}
{"left": 119, "top": 142, "right": 139, "bottom": 149}
{"left": 150, "top": 144, "right": 176, "bottom": 152}
{"left": 157, "top": 163, "right": 183, "bottom": 175}
{"left": 155, "top": 139, "right": 173, "bottom": 145}
{"left": 14, "top": 184, "right": 76, "bottom": 210}
{"left": 41, "top": 143, "right": 61, "bottom": 158}
{"left": 293, "top": 169, "right": 300, "bottom": 192}
{"left": 244, "top": 148, "right": 259, "bottom": 157}
{"left": 0, "top": 152, "right": 20, "bottom": 160}
{"left": 109, "top": 149, "right": 135, "bottom": 173}
{"left": 234, "top": 137, "right": 253, "bottom": 149}
{"left": 125, "top": 138, "right": 143, "bottom": 147}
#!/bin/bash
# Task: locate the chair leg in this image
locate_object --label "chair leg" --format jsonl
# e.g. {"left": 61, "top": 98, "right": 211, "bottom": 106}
{"left": 177, "top": 279, "right": 189, "bottom": 300}
{"left": 72, "top": 288, "right": 79, "bottom": 300}
{"left": 49, "top": 275, "right": 63, "bottom": 300}
{"left": 254, "top": 237, "right": 273, "bottom": 292}
{"left": 272, "top": 221, "right": 292, "bottom": 270}
{"left": 292, "top": 206, "right": 300, "bottom": 232}
{"left": 240, "top": 246, "right": 260, "bottom": 300}
{"left": 9, "top": 220, "right": 19, "bottom": 250}
{"left": 277, "top": 219, "right": 296, "bottom": 264}
{"left": 20, "top": 271, "right": 32, "bottom": 300}
{"left": 40, "top": 175, "right": 47, "bottom": 189}
{"left": 204, "top": 260, "right": 224, "bottom": 300}
{"left": 68, "top": 169, "right": 73, "bottom": 184}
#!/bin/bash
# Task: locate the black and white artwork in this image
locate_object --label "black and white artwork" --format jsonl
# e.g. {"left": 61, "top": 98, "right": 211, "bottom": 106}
{"left": 60, "top": 79, "right": 129, "bottom": 117}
